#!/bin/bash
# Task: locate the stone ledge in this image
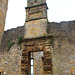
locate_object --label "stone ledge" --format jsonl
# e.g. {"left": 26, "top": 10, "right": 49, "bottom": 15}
{"left": 22, "top": 34, "right": 57, "bottom": 42}
{"left": 25, "top": 3, "right": 48, "bottom": 9}
{"left": 25, "top": 17, "right": 47, "bottom": 22}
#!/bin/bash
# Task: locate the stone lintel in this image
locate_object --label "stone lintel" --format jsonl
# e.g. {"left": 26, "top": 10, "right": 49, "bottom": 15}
{"left": 25, "top": 3, "right": 48, "bottom": 9}
{"left": 22, "top": 35, "right": 54, "bottom": 42}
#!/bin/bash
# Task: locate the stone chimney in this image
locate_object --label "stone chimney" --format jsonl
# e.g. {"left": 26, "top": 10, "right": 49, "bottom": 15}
{"left": 24, "top": 0, "right": 48, "bottom": 38}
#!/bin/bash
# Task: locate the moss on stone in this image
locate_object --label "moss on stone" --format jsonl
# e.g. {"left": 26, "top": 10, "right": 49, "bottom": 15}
{"left": 41, "top": 33, "right": 53, "bottom": 37}
{"left": 50, "top": 36, "right": 54, "bottom": 48}
{"left": 7, "top": 39, "right": 14, "bottom": 51}
{"left": 18, "top": 35, "right": 23, "bottom": 45}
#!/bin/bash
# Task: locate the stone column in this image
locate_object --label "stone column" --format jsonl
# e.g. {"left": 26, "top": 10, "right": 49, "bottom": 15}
{"left": 44, "top": 39, "right": 52, "bottom": 75}
{"left": 21, "top": 47, "right": 29, "bottom": 75}
{"left": 0, "top": 0, "right": 8, "bottom": 45}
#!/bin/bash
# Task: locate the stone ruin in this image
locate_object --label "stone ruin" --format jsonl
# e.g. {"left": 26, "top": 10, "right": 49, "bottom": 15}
{"left": 0, "top": 0, "right": 75, "bottom": 75}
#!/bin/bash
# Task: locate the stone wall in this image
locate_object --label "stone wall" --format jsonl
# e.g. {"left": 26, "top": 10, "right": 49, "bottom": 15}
{"left": 21, "top": 37, "right": 52, "bottom": 75}
{"left": 47, "top": 21, "right": 75, "bottom": 75}
{"left": 25, "top": 3, "right": 47, "bottom": 38}
{"left": 0, "top": 26, "right": 24, "bottom": 75}
{"left": 0, "top": 0, "right": 8, "bottom": 45}
{"left": 47, "top": 21, "right": 75, "bottom": 38}
{"left": 0, "top": 25, "right": 24, "bottom": 51}
{"left": 25, "top": 19, "right": 47, "bottom": 38}
{"left": 27, "top": 0, "right": 46, "bottom": 7}
{"left": 0, "top": 43, "right": 21, "bottom": 75}
{"left": 33, "top": 51, "right": 44, "bottom": 75}
{"left": 0, "top": 21, "right": 75, "bottom": 75}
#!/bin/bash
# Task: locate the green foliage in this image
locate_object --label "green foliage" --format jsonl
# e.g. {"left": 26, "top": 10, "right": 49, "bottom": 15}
{"left": 50, "top": 37, "right": 54, "bottom": 48}
{"left": 18, "top": 35, "right": 23, "bottom": 44}
{"left": 7, "top": 39, "right": 14, "bottom": 51}
{"left": 7, "top": 39, "right": 10, "bottom": 43}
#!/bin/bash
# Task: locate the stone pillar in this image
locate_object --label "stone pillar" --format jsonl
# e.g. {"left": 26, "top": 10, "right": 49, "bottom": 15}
{"left": 44, "top": 39, "right": 52, "bottom": 75}
{"left": 0, "top": 0, "right": 8, "bottom": 45}
{"left": 21, "top": 47, "right": 29, "bottom": 75}
{"left": 24, "top": 0, "right": 48, "bottom": 38}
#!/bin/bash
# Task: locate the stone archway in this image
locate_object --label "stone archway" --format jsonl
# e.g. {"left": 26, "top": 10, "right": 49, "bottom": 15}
{"left": 21, "top": 36, "right": 52, "bottom": 75}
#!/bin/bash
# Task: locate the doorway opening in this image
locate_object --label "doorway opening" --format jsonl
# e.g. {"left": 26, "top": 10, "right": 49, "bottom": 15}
{"left": 31, "top": 59, "right": 33, "bottom": 75}
{"left": 30, "top": 51, "right": 44, "bottom": 75}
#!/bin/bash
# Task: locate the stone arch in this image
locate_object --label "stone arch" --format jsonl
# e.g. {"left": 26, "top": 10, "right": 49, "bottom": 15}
{"left": 21, "top": 37, "right": 52, "bottom": 75}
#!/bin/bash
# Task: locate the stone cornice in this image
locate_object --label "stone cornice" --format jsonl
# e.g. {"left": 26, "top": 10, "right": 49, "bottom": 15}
{"left": 22, "top": 34, "right": 57, "bottom": 41}
{"left": 25, "top": 3, "right": 48, "bottom": 9}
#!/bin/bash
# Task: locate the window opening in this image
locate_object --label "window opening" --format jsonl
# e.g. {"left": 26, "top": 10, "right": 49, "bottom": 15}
{"left": 31, "top": 52, "right": 34, "bottom": 75}
{"left": 31, "top": 59, "right": 33, "bottom": 75}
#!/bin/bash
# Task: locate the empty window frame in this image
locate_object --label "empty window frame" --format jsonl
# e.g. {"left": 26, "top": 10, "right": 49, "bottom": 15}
{"left": 31, "top": 59, "right": 33, "bottom": 75}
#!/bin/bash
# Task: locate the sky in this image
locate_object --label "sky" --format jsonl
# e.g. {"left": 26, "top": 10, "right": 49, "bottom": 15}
{"left": 5, "top": 0, "right": 75, "bottom": 30}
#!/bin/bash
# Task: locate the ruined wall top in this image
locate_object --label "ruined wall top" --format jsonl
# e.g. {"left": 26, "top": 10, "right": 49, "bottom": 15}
{"left": 1, "top": 20, "right": 75, "bottom": 51}
{"left": 27, "top": 0, "right": 46, "bottom": 7}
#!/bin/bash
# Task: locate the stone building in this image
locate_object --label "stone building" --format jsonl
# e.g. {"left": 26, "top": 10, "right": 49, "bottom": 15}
{"left": 0, "top": 0, "right": 75, "bottom": 75}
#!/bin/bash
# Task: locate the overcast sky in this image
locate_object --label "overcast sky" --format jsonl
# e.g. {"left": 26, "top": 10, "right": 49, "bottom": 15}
{"left": 5, "top": 0, "right": 75, "bottom": 30}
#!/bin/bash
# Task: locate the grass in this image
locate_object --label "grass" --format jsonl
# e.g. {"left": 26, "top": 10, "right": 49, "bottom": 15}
{"left": 41, "top": 33, "right": 53, "bottom": 37}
